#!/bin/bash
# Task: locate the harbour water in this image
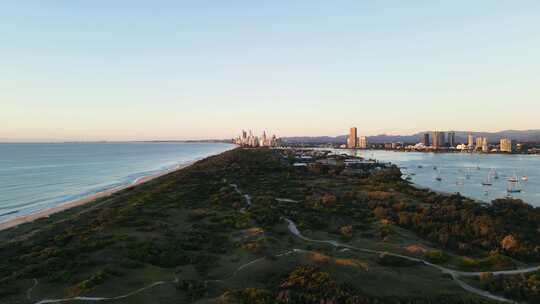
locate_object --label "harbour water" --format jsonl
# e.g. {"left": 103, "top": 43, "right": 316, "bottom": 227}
{"left": 0, "top": 142, "right": 235, "bottom": 223}
{"left": 343, "top": 150, "right": 540, "bottom": 206}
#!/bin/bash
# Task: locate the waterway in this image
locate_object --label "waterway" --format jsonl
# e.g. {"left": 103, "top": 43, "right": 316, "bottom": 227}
{"left": 340, "top": 150, "right": 540, "bottom": 206}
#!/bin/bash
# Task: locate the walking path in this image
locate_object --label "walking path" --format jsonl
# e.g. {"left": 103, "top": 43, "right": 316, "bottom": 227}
{"left": 283, "top": 217, "right": 535, "bottom": 303}
{"left": 34, "top": 281, "right": 169, "bottom": 304}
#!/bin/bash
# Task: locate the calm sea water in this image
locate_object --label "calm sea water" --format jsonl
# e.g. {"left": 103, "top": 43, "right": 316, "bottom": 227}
{"left": 0, "top": 142, "right": 235, "bottom": 223}
{"left": 341, "top": 150, "right": 540, "bottom": 207}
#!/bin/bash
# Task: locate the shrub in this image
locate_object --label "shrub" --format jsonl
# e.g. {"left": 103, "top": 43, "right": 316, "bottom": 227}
{"left": 424, "top": 250, "right": 449, "bottom": 264}
{"left": 177, "top": 279, "right": 207, "bottom": 300}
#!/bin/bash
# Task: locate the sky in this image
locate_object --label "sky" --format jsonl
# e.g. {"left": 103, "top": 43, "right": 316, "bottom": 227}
{"left": 1, "top": 1, "right": 539, "bottom": 141}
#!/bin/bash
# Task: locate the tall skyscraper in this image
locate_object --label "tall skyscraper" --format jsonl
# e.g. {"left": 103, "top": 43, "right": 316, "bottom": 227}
{"left": 468, "top": 134, "right": 474, "bottom": 148}
{"left": 500, "top": 138, "right": 516, "bottom": 153}
{"left": 432, "top": 131, "right": 445, "bottom": 149}
{"left": 421, "top": 133, "right": 430, "bottom": 146}
{"left": 482, "top": 137, "right": 489, "bottom": 153}
{"left": 359, "top": 136, "right": 368, "bottom": 149}
{"left": 348, "top": 127, "right": 358, "bottom": 149}
{"left": 447, "top": 132, "right": 456, "bottom": 147}
{"left": 234, "top": 130, "right": 280, "bottom": 147}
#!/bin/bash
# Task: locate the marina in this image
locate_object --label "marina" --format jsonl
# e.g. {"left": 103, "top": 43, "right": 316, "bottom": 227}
{"left": 342, "top": 150, "right": 540, "bottom": 206}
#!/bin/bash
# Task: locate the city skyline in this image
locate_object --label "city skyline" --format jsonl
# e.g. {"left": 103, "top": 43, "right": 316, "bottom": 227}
{"left": 1, "top": 1, "right": 540, "bottom": 141}
{"left": 340, "top": 126, "right": 524, "bottom": 153}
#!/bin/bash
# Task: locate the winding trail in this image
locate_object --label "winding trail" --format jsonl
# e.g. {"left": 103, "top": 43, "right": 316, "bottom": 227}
{"left": 202, "top": 249, "right": 310, "bottom": 288}
{"left": 275, "top": 198, "right": 299, "bottom": 203}
{"left": 35, "top": 281, "right": 169, "bottom": 304}
{"left": 26, "top": 278, "right": 38, "bottom": 300}
{"left": 230, "top": 184, "right": 252, "bottom": 212}
{"left": 283, "top": 217, "right": 538, "bottom": 304}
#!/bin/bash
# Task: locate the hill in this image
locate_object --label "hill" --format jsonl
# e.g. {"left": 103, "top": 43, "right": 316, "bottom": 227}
{"left": 282, "top": 129, "right": 540, "bottom": 144}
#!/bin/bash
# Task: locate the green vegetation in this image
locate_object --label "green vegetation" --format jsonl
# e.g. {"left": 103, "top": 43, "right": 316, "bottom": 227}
{"left": 487, "top": 271, "right": 540, "bottom": 302}
{"left": 0, "top": 148, "right": 538, "bottom": 303}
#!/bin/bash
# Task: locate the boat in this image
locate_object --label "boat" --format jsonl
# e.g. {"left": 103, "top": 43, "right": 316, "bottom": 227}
{"left": 482, "top": 173, "right": 493, "bottom": 186}
{"left": 522, "top": 176, "right": 529, "bottom": 181}
{"left": 435, "top": 167, "right": 442, "bottom": 181}
{"left": 433, "top": 166, "right": 437, "bottom": 170}
{"left": 508, "top": 175, "right": 518, "bottom": 183}
{"left": 507, "top": 188, "right": 522, "bottom": 193}
{"left": 465, "top": 168, "right": 471, "bottom": 180}
{"left": 507, "top": 181, "right": 522, "bottom": 193}
{"left": 418, "top": 165, "right": 423, "bottom": 169}
{"left": 491, "top": 169, "right": 499, "bottom": 180}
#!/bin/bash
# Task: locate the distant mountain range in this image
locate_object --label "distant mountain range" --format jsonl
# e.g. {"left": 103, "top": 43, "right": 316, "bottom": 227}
{"left": 281, "top": 130, "right": 540, "bottom": 144}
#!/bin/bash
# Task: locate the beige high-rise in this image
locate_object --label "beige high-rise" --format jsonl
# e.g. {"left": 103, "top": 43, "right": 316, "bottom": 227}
{"left": 348, "top": 127, "right": 358, "bottom": 148}
{"left": 500, "top": 138, "right": 515, "bottom": 153}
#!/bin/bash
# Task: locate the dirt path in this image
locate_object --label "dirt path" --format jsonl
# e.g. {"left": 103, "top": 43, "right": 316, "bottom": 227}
{"left": 283, "top": 217, "right": 524, "bottom": 303}
{"left": 35, "top": 281, "right": 169, "bottom": 304}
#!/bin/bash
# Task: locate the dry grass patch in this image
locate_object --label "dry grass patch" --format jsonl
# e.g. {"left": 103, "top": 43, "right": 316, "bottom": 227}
{"left": 334, "top": 258, "right": 369, "bottom": 270}
{"left": 308, "top": 251, "right": 331, "bottom": 264}
{"left": 308, "top": 252, "right": 369, "bottom": 270}
{"left": 405, "top": 244, "right": 427, "bottom": 254}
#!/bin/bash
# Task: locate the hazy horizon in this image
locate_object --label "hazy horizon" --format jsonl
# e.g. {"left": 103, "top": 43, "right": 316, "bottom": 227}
{"left": 2, "top": 1, "right": 539, "bottom": 141}
{"left": 2, "top": 128, "right": 540, "bottom": 143}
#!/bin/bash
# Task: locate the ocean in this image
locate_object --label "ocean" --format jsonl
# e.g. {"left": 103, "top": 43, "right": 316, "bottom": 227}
{"left": 0, "top": 142, "right": 235, "bottom": 223}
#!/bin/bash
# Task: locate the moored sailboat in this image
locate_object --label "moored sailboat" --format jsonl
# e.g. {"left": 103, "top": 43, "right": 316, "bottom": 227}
{"left": 507, "top": 181, "right": 522, "bottom": 193}
{"left": 482, "top": 173, "right": 493, "bottom": 186}
{"left": 490, "top": 168, "right": 499, "bottom": 180}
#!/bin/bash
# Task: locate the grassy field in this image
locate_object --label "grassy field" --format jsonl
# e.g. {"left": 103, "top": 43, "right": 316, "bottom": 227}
{"left": 1, "top": 148, "right": 530, "bottom": 303}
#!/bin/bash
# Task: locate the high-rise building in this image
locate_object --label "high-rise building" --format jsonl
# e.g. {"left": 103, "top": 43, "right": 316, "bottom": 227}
{"left": 234, "top": 130, "right": 280, "bottom": 147}
{"left": 421, "top": 133, "right": 430, "bottom": 146}
{"left": 468, "top": 134, "right": 474, "bottom": 148}
{"left": 476, "top": 137, "right": 484, "bottom": 150}
{"left": 500, "top": 138, "right": 516, "bottom": 153}
{"left": 348, "top": 127, "right": 358, "bottom": 149}
{"left": 359, "top": 136, "right": 368, "bottom": 149}
{"left": 432, "top": 131, "right": 445, "bottom": 149}
{"left": 482, "top": 137, "right": 489, "bottom": 153}
{"left": 447, "top": 132, "right": 456, "bottom": 147}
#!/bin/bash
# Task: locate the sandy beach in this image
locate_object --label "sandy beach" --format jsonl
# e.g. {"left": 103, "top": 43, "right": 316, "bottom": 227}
{"left": 0, "top": 161, "right": 196, "bottom": 232}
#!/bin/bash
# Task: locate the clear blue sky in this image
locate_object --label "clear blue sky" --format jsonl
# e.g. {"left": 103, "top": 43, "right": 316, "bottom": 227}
{"left": 1, "top": 1, "right": 539, "bottom": 141}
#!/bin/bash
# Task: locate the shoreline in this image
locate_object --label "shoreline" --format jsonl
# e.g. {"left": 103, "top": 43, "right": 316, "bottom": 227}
{"left": 0, "top": 160, "right": 197, "bottom": 232}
